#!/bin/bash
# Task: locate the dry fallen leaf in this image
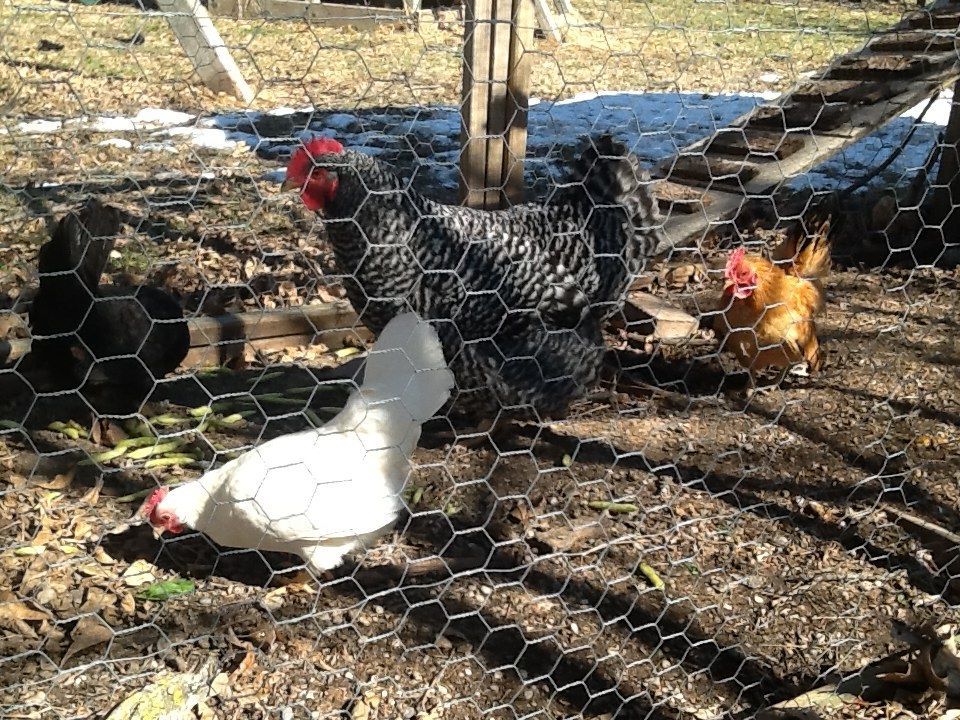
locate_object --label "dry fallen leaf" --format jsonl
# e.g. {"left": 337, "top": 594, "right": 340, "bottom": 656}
{"left": 349, "top": 691, "right": 380, "bottom": 720}
{"left": 63, "top": 616, "right": 113, "bottom": 663}
{"left": 660, "top": 263, "right": 706, "bottom": 290}
{"left": 879, "top": 623, "right": 960, "bottom": 699}
{"left": 90, "top": 418, "right": 104, "bottom": 446}
{"left": 80, "top": 478, "right": 103, "bottom": 506}
{"left": 80, "top": 586, "right": 111, "bottom": 614}
{"left": 121, "top": 560, "right": 158, "bottom": 587}
{"left": 232, "top": 649, "right": 256, "bottom": 680}
{"left": 755, "top": 685, "right": 858, "bottom": 720}
{"left": 105, "top": 660, "right": 220, "bottom": 720}
{"left": 36, "top": 468, "right": 76, "bottom": 491}
{"left": 0, "top": 591, "right": 50, "bottom": 637}
{"left": 93, "top": 546, "right": 117, "bottom": 566}
{"left": 261, "top": 586, "right": 287, "bottom": 612}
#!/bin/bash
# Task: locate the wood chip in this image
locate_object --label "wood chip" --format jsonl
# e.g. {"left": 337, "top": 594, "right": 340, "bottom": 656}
{"left": 624, "top": 293, "right": 699, "bottom": 341}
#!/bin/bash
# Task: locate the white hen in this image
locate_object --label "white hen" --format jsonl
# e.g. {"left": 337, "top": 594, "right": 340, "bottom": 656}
{"left": 141, "top": 312, "right": 453, "bottom": 574}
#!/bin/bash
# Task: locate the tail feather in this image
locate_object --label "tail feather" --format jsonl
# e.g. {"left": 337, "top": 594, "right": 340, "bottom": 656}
{"left": 362, "top": 312, "right": 454, "bottom": 422}
{"left": 775, "top": 216, "right": 832, "bottom": 281}
{"left": 570, "top": 134, "right": 668, "bottom": 257}
{"left": 38, "top": 198, "right": 120, "bottom": 290}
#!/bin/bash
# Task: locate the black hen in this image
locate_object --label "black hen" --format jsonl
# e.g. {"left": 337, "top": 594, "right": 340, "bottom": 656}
{"left": 28, "top": 198, "right": 190, "bottom": 413}
{"left": 284, "top": 135, "right": 670, "bottom": 419}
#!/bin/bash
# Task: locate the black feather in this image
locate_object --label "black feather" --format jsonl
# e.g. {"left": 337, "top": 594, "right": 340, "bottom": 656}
{"left": 28, "top": 198, "right": 190, "bottom": 413}
{"left": 309, "top": 136, "right": 666, "bottom": 418}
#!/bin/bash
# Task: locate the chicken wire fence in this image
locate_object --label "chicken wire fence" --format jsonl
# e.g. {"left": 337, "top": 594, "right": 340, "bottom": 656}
{"left": 1, "top": 0, "right": 960, "bottom": 718}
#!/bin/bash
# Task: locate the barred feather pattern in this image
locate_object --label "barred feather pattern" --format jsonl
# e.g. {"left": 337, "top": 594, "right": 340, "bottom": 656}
{"left": 317, "top": 135, "right": 667, "bottom": 418}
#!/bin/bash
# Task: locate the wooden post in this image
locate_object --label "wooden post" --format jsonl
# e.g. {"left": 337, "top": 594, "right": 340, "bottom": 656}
{"left": 155, "top": 0, "right": 255, "bottom": 104}
{"left": 503, "top": 0, "right": 534, "bottom": 206}
{"left": 459, "top": 0, "right": 536, "bottom": 209}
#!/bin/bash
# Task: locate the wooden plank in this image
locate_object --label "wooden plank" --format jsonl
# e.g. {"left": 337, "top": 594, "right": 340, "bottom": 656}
{"left": 936, "top": 81, "right": 960, "bottom": 188}
{"left": 667, "top": 154, "right": 760, "bottom": 186}
{"left": 932, "top": 78, "right": 960, "bottom": 246}
{"left": 155, "top": 0, "right": 254, "bottom": 103}
{"left": 652, "top": 180, "right": 716, "bottom": 215}
{"left": 459, "top": 0, "right": 495, "bottom": 208}
{"left": 826, "top": 51, "right": 954, "bottom": 81}
{"left": 907, "top": 8, "right": 960, "bottom": 28}
{"left": 207, "top": 0, "right": 242, "bottom": 19}
{"left": 530, "top": 0, "right": 562, "bottom": 42}
{"left": 483, "top": 0, "right": 515, "bottom": 208}
{"left": 748, "top": 102, "right": 853, "bottom": 132}
{"left": 868, "top": 30, "right": 958, "bottom": 52}
{"left": 792, "top": 79, "right": 908, "bottom": 105}
{"left": 187, "top": 302, "right": 362, "bottom": 346}
{"left": 502, "top": 0, "right": 535, "bottom": 206}
{"left": 705, "top": 128, "right": 806, "bottom": 160}
{"left": 460, "top": 0, "right": 536, "bottom": 209}
{"left": 2, "top": 303, "right": 371, "bottom": 370}
{"left": 211, "top": 0, "right": 426, "bottom": 27}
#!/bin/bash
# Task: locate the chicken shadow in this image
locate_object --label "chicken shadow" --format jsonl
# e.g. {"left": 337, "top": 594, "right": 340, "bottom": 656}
{"left": 89, "top": 346, "right": 953, "bottom": 717}
{"left": 102, "top": 499, "right": 793, "bottom": 719}
{"left": 528, "top": 426, "right": 960, "bottom": 607}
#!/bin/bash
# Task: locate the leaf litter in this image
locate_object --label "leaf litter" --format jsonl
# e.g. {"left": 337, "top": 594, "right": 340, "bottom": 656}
{"left": 0, "top": 4, "right": 958, "bottom": 717}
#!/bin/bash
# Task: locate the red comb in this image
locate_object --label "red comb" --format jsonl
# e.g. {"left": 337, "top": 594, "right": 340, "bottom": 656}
{"left": 726, "top": 246, "right": 746, "bottom": 268}
{"left": 302, "top": 137, "right": 344, "bottom": 158}
{"left": 286, "top": 137, "right": 344, "bottom": 185}
{"left": 141, "top": 486, "right": 169, "bottom": 518}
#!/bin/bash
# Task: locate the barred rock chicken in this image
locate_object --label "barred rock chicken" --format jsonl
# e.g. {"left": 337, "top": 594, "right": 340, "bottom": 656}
{"left": 282, "top": 135, "right": 670, "bottom": 419}
{"left": 28, "top": 198, "right": 189, "bottom": 413}
{"left": 143, "top": 312, "right": 454, "bottom": 574}
{"left": 713, "top": 217, "right": 832, "bottom": 383}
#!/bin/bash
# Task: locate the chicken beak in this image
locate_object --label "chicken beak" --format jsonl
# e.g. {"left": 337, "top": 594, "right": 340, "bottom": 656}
{"left": 722, "top": 279, "right": 734, "bottom": 292}
{"left": 151, "top": 525, "right": 166, "bottom": 541}
{"left": 280, "top": 178, "right": 299, "bottom": 193}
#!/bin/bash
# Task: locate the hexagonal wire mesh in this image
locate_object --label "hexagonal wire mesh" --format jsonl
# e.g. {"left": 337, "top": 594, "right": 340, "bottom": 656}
{"left": 1, "top": 0, "right": 959, "bottom": 717}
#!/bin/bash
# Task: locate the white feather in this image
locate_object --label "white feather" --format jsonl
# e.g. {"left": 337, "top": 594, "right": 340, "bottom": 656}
{"left": 156, "top": 312, "right": 453, "bottom": 574}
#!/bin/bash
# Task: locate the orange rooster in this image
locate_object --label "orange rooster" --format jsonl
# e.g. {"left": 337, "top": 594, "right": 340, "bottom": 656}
{"left": 713, "top": 218, "right": 832, "bottom": 383}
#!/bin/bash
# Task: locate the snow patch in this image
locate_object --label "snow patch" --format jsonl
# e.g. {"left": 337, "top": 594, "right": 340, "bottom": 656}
{"left": 132, "top": 108, "right": 196, "bottom": 127}
{"left": 5, "top": 88, "right": 954, "bottom": 198}
{"left": 325, "top": 113, "right": 360, "bottom": 131}
{"left": 902, "top": 89, "right": 953, "bottom": 125}
{"left": 15, "top": 119, "right": 62, "bottom": 134}
{"left": 97, "top": 138, "right": 134, "bottom": 149}
{"left": 84, "top": 116, "right": 137, "bottom": 133}
{"left": 161, "top": 126, "right": 239, "bottom": 150}
{"left": 137, "top": 142, "right": 179, "bottom": 154}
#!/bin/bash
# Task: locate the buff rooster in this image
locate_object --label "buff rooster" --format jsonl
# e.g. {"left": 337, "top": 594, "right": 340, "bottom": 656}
{"left": 713, "top": 218, "right": 832, "bottom": 383}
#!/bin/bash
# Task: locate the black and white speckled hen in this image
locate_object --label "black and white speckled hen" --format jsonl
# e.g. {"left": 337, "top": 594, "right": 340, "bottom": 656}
{"left": 28, "top": 198, "right": 190, "bottom": 414}
{"left": 283, "top": 135, "right": 669, "bottom": 419}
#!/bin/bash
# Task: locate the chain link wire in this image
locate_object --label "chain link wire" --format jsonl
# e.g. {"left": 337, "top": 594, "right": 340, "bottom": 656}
{"left": 1, "top": 0, "right": 959, "bottom": 718}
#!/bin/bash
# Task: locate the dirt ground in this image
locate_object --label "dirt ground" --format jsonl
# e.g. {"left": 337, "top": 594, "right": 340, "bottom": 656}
{"left": 0, "top": 184, "right": 958, "bottom": 718}
{"left": 2, "top": 0, "right": 960, "bottom": 717}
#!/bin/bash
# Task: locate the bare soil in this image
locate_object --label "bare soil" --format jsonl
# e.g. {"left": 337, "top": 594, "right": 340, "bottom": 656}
{"left": 1, "top": 208, "right": 958, "bottom": 718}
